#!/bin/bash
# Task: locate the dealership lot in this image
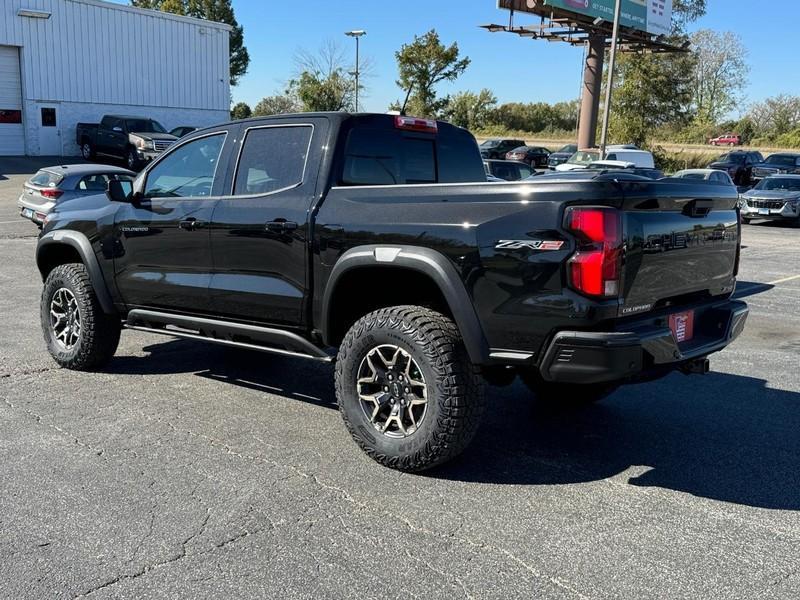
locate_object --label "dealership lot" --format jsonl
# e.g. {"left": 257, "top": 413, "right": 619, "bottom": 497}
{"left": 1, "top": 160, "right": 799, "bottom": 599}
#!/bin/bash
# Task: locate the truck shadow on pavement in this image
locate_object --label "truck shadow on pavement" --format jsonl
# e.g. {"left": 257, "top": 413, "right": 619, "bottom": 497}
{"left": 439, "top": 372, "right": 800, "bottom": 512}
{"left": 107, "top": 339, "right": 800, "bottom": 511}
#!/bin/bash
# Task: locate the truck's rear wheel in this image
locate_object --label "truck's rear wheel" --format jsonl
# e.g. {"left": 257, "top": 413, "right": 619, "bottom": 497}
{"left": 519, "top": 369, "right": 618, "bottom": 406}
{"left": 335, "top": 306, "right": 485, "bottom": 472}
{"left": 41, "top": 263, "right": 120, "bottom": 371}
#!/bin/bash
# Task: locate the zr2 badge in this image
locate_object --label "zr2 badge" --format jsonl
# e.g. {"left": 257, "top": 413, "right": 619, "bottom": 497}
{"left": 495, "top": 240, "right": 565, "bottom": 251}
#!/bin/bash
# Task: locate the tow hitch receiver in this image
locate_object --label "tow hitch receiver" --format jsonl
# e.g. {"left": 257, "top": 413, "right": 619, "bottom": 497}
{"left": 680, "top": 358, "right": 710, "bottom": 375}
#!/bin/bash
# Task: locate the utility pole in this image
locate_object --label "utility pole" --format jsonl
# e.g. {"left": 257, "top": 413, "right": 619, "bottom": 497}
{"left": 345, "top": 30, "right": 366, "bottom": 112}
{"left": 599, "top": 0, "right": 622, "bottom": 158}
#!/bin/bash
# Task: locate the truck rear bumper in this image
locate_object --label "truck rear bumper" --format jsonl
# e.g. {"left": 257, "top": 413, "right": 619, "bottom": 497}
{"left": 539, "top": 300, "right": 748, "bottom": 384}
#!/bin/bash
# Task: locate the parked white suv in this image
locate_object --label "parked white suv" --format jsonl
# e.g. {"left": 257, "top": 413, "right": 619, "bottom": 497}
{"left": 556, "top": 146, "right": 655, "bottom": 172}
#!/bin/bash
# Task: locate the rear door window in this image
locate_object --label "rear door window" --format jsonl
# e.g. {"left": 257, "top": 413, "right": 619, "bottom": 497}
{"left": 233, "top": 125, "right": 313, "bottom": 196}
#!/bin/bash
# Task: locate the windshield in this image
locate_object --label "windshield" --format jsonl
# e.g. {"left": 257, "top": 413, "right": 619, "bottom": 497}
{"left": 764, "top": 155, "right": 799, "bottom": 167}
{"left": 567, "top": 150, "right": 599, "bottom": 165}
{"left": 557, "top": 144, "right": 577, "bottom": 154}
{"left": 480, "top": 139, "right": 500, "bottom": 148}
{"left": 126, "top": 119, "right": 166, "bottom": 134}
{"left": 679, "top": 173, "right": 706, "bottom": 180}
{"left": 754, "top": 178, "right": 800, "bottom": 192}
{"left": 717, "top": 153, "right": 745, "bottom": 164}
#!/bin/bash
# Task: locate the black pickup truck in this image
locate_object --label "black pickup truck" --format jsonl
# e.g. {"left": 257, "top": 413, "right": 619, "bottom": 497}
{"left": 76, "top": 115, "right": 177, "bottom": 170}
{"left": 36, "top": 113, "right": 748, "bottom": 471}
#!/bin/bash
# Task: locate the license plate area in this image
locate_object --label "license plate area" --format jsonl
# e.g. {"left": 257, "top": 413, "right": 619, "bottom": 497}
{"left": 669, "top": 310, "right": 695, "bottom": 343}
{"left": 21, "top": 207, "right": 34, "bottom": 219}
{"left": 758, "top": 208, "right": 769, "bottom": 215}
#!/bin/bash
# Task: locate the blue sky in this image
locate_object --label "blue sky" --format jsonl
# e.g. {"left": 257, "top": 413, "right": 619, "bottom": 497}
{"left": 122, "top": 1, "right": 800, "bottom": 114}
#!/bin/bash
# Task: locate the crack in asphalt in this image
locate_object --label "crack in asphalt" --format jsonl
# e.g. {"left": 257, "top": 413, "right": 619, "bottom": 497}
{"left": 159, "top": 421, "right": 593, "bottom": 600}
{"left": 1, "top": 396, "right": 106, "bottom": 456}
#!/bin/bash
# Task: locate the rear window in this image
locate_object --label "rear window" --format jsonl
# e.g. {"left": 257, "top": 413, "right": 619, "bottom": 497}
{"left": 29, "top": 170, "right": 62, "bottom": 187}
{"left": 340, "top": 126, "right": 484, "bottom": 186}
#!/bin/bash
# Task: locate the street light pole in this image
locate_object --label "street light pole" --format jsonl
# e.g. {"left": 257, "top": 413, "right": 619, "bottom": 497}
{"left": 599, "top": 0, "right": 622, "bottom": 158}
{"left": 345, "top": 30, "right": 366, "bottom": 112}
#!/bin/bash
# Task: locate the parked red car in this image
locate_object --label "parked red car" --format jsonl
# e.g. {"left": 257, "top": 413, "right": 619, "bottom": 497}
{"left": 709, "top": 134, "right": 741, "bottom": 147}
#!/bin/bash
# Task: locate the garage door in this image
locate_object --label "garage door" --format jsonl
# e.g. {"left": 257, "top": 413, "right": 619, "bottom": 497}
{"left": 0, "top": 46, "right": 24, "bottom": 156}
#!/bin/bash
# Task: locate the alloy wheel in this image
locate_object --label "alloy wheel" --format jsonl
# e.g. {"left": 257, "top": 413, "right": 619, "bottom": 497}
{"left": 50, "top": 287, "right": 81, "bottom": 350}
{"left": 356, "top": 344, "right": 428, "bottom": 438}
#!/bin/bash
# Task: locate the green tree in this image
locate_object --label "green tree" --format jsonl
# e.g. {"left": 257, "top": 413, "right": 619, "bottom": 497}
{"left": 690, "top": 30, "right": 748, "bottom": 123}
{"left": 252, "top": 95, "right": 300, "bottom": 117}
{"left": 230, "top": 101, "right": 252, "bottom": 120}
{"left": 393, "top": 30, "right": 470, "bottom": 118}
{"left": 445, "top": 89, "right": 497, "bottom": 129}
{"left": 130, "top": 0, "right": 249, "bottom": 86}
{"left": 748, "top": 95, "right": 800, "bottom": 138}
{"left": 606, "top": 0, "right": 706, "bottom": 146}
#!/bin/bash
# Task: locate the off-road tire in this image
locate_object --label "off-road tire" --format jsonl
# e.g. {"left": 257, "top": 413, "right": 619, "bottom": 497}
{"left": 335, "top": 306, "right": 485, "bottom": 472}
{"left": 519, "top": 369, "right": 618, "bottom": 406}
{"left": 41, "top": 263, "right": 120, "bottom": 371}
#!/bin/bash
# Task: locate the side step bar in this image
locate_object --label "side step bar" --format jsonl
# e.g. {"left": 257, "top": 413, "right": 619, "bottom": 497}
{"left": 125, "top": 309, "right": 334, "bottom": 363}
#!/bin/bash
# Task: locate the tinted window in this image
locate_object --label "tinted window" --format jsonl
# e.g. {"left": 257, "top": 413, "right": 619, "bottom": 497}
{"left": 126, "top": 119, "right": 166, "bottom": 134}
{"left": 342, "top": 129, "right": 436, "bottom": 185}
{"left": 437, "top": 129, "right": 486, "bottom": 183}
{"left": 145, "top": 133, "right": 225, "bottom": 198}
{"left": 233, "top": 125, "right": 312, "bottom": 196}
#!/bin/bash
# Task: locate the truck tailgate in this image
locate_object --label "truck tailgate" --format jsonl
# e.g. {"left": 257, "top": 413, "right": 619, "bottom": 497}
{"left": 618, "top": 182, "right": 739, "bottom": 313}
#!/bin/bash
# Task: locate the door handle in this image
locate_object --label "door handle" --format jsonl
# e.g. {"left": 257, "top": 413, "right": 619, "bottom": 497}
{"left": 179, "top": 218, "right": 206, "bottom": 231}
{"left": 266, "top": 219, "right": 298, "bottom": 233}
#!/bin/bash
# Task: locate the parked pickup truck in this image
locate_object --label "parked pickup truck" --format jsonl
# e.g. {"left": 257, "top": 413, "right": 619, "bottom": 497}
{"left": 36, "top": 113, "right": 748, "bottom": 471}
{"left": 76, "top": 115, "right": 177, "bottom": 170}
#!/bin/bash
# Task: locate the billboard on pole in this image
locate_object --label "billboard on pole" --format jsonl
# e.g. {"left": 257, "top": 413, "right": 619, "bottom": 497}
{"left": 544, "top": 0, "right": 672, "bottom": 36}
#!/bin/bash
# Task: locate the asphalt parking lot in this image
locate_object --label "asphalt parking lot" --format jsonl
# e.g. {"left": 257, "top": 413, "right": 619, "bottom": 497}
{"left": 1, "top": 157, "right": 799, "bottom": 600}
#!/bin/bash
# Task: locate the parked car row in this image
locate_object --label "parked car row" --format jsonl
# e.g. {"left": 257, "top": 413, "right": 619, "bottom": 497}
{"left": 76, "top": 114, "right": 197, "bottom": 171}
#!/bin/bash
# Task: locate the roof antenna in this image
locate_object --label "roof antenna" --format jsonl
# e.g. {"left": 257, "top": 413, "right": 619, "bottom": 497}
{"left": 400, "top": 83, "right": 414, "bottom": 116}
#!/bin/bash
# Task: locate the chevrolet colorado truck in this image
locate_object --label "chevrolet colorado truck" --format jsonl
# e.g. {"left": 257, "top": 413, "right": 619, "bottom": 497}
{"left": 76, "top": 115, "right": 177, "bottom": 170}
{"left": 36, "top": 113, "right": 748, "bottom": 471}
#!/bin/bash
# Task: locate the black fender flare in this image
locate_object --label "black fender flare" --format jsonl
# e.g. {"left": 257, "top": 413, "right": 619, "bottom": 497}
{"left": 37, "top": 230, "right": 116, "bottom": 315}
{"left": 321, "top": 245, "right": 489, "bottom": 364}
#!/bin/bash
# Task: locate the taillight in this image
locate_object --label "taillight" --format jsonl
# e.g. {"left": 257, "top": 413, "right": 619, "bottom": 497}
{"left": 565, "top": 207, "right": 622, "bottom": 298}
{"left": 394, "top": 115, "right": 438, "bottom": 133}
{"left": 40, "top": 188, "right": 63, "bottom": 199}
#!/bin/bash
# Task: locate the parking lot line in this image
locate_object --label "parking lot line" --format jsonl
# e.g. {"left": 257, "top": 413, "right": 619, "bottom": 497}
{"left": 0, "top": 219, "right": 24, "bottom": 225}
{"left": 767, "top": 274, "right": 800, "bottom": 285}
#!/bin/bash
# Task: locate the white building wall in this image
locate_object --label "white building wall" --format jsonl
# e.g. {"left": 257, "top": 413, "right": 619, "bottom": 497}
{"left": 0, "top": 0, "right": 231, "bottom": 156}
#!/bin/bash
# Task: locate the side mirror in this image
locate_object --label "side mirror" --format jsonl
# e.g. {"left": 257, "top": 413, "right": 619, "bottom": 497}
{"left": 107, "top": 179, "right": 134, "bottom": 203}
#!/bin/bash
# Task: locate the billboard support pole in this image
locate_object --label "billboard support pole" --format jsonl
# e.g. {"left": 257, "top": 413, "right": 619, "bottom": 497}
{"left": 577, "top": 34, "right": 605, "bottom": 149}
{"left": 599, "top": 0, "right": 622, "bottom": 158}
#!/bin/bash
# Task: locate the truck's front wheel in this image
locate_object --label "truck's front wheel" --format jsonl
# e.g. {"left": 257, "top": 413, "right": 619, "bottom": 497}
{"left": 335, "top": 306, "right": 485, "bottom": 472}
{"left": 126, "top": 147, "right": 140, "bottom": 171}
{"left": 519, "top": 369, "right": 619, "bottom": 407}
{"left": 41, "top": 263, "right": 120, "bottom": 371}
